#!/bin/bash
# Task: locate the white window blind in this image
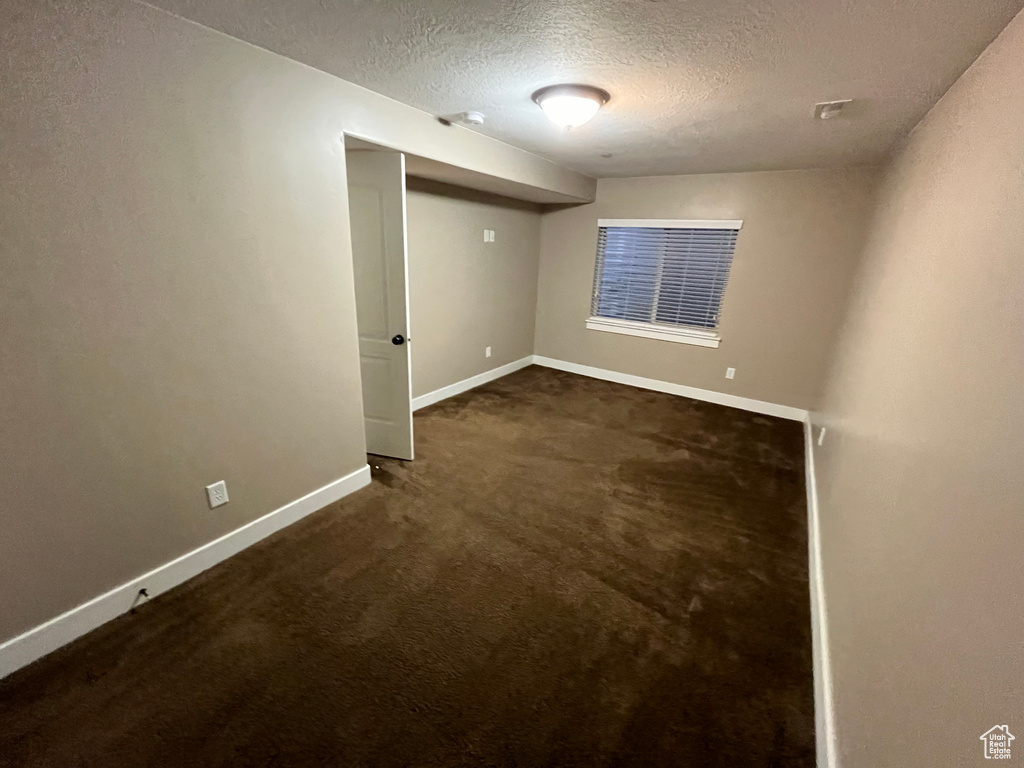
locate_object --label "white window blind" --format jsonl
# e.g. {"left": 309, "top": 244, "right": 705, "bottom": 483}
{"left": 590, "top": 220, "right": 741, "bottom": 336}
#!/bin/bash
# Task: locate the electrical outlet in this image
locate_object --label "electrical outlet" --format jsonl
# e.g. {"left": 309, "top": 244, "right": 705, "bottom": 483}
{"left": 725, "top": 367, "right": 736, "bottom": 380}
{"left": 489, "top": 229, "right": 496, "bottom": 242}
{"left": 485, "top": 346, "right": 492, "bottom": 358}
{"left": 817, "top": 428, "right": 827, "bottom": 447}
{"left": 206, "top": 480, "right": 229, "bottom": 509}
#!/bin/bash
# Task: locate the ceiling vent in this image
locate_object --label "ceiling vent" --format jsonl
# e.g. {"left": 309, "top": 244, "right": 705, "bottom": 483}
{"left": 814, "top": 100, "right": 852, "bottom": 120}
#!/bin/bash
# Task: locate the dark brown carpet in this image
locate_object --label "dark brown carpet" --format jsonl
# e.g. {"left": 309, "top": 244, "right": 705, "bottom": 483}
{"left": 0, "top": 366, "right": 813, "bottom": 767}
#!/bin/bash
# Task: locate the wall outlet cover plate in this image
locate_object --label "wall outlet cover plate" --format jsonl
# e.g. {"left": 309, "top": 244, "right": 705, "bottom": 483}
{"left": 206, "top": 481, "right": 229, "bottom": 509}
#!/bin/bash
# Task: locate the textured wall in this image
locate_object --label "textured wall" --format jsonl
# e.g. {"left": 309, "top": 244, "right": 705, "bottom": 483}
{"left": 0, "top": 0, "right": 374, "bottom": 642}
{"left": 813, "top": 9, "right": 1024, "bottom": 766}
{"left": 407, "top": 179, "right": 541, "bottom": 397}
{"left": 534, "top": 169, "right": 879, "bottom": 410}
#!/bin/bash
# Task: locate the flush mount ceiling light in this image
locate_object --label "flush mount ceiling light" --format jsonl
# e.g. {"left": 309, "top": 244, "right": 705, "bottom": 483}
{"left": 532, "top": 84, "right": 610, "bottom": 129}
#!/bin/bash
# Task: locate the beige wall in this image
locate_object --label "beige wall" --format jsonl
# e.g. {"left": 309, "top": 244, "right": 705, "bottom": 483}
{"left": 534, "top": 170, "right": 880, "bottom": 410}
{"left": 811, "top": 10, "right": 1024, "bottom": 767}
{"left": 0, "top": 0, "right": 365, "bottom": 642}
{"left": 0, "top": 0, "right": 583, "bottom": 645}
{"left": 406, "top": 179, "right": 541, "bottom": 397}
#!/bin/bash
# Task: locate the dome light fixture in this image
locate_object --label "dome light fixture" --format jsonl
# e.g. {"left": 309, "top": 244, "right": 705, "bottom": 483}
{"left": 532, "top": 84, "right": 610, "bottom": 129}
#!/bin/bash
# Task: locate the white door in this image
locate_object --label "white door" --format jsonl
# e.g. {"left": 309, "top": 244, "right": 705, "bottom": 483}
{"left": 346, "top": 149, "right": 414, "bottom": 460}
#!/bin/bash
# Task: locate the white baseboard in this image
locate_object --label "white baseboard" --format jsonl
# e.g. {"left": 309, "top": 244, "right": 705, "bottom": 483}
{"left": 533, "top": 356, "right": 809, "bottom": 422}
{"left": 804, "top": 419, "right": 838, "bottom": 768}
{"left": 0, "top": 464, "right": 372, "bottom": 680}
{"left": 412, "top": 356, "right": 534, "bottom": 411}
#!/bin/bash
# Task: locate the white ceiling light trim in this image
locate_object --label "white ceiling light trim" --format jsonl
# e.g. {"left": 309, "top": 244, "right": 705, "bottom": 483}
{"left": 532, "top": 84, "right": 610, "bottom": 129}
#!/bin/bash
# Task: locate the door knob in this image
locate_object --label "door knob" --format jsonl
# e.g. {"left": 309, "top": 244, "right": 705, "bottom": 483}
{"left": 391, "top": 334, "right": 405, "bottom": 345}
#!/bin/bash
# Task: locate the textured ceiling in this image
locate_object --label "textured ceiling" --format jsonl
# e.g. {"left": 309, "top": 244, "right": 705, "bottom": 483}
{"left": 147, "top": 0, "right": 1023, "bottom": 177}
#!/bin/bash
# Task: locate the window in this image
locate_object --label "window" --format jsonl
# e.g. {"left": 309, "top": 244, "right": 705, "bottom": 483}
{"left": 587, "top": 219, "right": 742, "bottom": 348}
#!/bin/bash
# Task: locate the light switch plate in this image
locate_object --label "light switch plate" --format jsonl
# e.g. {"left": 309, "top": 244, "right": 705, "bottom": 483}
{"left": 725, "top": 367, "right": 736, "bottom": 380}
{"left": 485, "top": 346, "right": 492, "bottom": 358}
{"left": 206, "top": 480, "right": 229, "bottom": 509}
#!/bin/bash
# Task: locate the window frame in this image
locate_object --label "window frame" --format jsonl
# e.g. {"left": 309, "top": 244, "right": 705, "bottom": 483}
{"left": 587, "top": 218, "right": 743, "bottom": 349}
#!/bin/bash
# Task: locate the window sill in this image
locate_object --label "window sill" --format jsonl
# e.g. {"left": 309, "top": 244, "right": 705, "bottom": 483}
{"left": 585, "top": 317, "right": 721, "bottom": 348}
